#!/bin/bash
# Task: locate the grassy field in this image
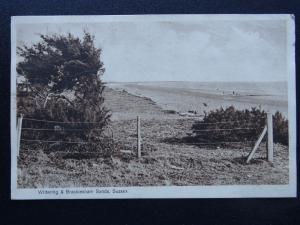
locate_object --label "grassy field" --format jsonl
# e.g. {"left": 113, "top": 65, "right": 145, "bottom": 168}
{"left": 17, "top": 85, "right": 289, "bottom": 188}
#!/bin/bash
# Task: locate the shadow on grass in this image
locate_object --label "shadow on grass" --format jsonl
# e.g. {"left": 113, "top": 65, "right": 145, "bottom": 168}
{"left": 163, "top": 136, "right": 196, "bottom": 145}
{"left": 231, "top": 157, "right": 267, "bottom": 165}
{"left": 62, "top": 152, "right": 101, "bottom": 160}
{"left": 162, "top": 136, "right": 245, "bottom": 149}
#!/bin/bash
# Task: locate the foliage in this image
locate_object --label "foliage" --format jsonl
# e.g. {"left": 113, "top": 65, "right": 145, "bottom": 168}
{"left": 17, "top": 31, "right": 113, "bottom": 154}
{"left": 273, "top": 111, "right": 289, "bottom": 145}
{"left": 191, "top": 106, "right": 288, "bottom": 146}
{"left": 17, "top": 31, "right": 104, "bottom": 93}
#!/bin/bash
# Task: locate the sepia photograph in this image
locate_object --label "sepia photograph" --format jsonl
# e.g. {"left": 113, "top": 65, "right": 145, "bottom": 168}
{"left": 11, "top": 15, "right": 296, "bottom": 199}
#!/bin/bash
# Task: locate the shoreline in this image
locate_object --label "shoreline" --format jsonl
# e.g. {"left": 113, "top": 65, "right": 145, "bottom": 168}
{"left": 105, "top": 81, "right": 288, "bottom": 118}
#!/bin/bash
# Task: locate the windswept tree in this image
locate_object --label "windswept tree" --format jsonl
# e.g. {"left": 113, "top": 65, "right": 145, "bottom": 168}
{"left": 17, "top": 31, "right": 111, "bottom": 139}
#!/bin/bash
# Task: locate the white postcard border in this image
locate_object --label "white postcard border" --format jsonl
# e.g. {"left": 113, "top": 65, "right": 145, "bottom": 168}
{"left": 11, "top": 14, "right": 296, "bottom": 199}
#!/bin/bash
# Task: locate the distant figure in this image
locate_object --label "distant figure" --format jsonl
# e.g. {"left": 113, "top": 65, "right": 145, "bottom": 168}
{"left": 203, "top": 102, "right": 208, "bottom": 107}
{"left": 233, "top": 91, "right": 235, "bottom": 95}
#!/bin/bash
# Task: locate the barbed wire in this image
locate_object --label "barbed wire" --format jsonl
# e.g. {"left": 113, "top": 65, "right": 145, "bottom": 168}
{"left": 22, "top": 128, "right": 105, "bottom": 131}
{"left": 19, "top": 149, "right": 115, "bottom": 154}
{"left": 22, "top": 117, "right": 104, "bottom": 124}
{"left": 18, "top": 115, "right": 266, "bottom": 153}
{"left": 182, "top": 141, "right": 257, "bottom": 145}
{"left": 192, "top": 127, "right": 264, "bottom": 132}
{"left": 21, "top": 127, "right": 261, "bottom": 133}
{"left": 21, "top": 117, "right": 265, "bottom": 127}
{"left": 20, "top": 137, "right": 256, "bottom": 146}
{"left": 20, "top": 138, "right": 113, "bottom": 144}
{"left": 191, "top": 120, "right": 264, "bottom": 125}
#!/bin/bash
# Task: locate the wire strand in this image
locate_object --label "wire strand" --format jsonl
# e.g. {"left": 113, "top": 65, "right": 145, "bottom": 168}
{"left": 22, "top": 117, "right": 104, "bottom": 124}
{"left": 22, "top": 128, "right": 105, "bottom": 131}
{"left": 192, "top": 120, "right": 264, "bottom": 125}
{"left": 21, "top": 117, "right": 265, "bottom": 126}
{"left": 192, "top": 127, "right": 263, "bottom": 132}
{"left": 20, "top": 138, "right": 113, "bottom": 144}
{"left": 20, "top": 149, "right": 111, "bottom": 154}
{"left": 181, "top": 141, "right": 256, "bottom": 145}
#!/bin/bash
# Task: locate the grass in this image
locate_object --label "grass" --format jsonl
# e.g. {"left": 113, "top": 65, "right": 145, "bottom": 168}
{"left": 17, "top": 87, "right": 289, "bottom": 188}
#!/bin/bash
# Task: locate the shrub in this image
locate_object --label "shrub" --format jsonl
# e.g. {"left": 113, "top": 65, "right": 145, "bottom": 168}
{"left": 273, "top": 111, "right": 289, "bottom": 145}
{"left": 17, "top": 31, "right": 114, "bottom": 155}
{"left": 191, "top": 106, "right": 288, "bottom": 146}
{"left": 20, "top": 96, "right": 115, "bottom": 156}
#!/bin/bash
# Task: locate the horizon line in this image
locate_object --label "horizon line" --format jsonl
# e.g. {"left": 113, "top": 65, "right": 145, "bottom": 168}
{"left": 103, "top": 80, "right": 287, "bottom": 83}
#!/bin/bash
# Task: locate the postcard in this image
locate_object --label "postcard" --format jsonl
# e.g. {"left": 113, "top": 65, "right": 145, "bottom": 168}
{"left": 11, "top": 14, "right": 296, "bottom": 199}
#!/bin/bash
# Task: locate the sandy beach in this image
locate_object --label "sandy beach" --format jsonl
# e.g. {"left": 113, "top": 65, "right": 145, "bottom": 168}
{"left": 106, "top": 81, "right": 288, "bottom": 118}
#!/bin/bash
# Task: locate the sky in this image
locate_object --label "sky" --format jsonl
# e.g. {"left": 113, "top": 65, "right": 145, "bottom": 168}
{"left": 16, "top": 18, "right": 288, "bottom": 82}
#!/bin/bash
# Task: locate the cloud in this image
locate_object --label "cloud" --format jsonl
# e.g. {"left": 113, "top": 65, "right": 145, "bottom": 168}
{"left": 98, "top": 22, "right": 286, "bottom": 82}
{"left": 16, "top": 20, "right": 287, "bottom": 82}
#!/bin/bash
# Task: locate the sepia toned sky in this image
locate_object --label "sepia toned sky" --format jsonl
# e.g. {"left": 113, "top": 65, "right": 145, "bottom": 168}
{"left": 16, "top": 19, "right": 288, "bottom": 82}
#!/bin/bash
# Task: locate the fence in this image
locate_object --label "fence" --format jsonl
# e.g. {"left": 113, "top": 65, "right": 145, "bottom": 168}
{"left": 246, "top": 112, "right": 273, "bottom": 163}
{"left": 16, "top": 113, "right": 274, "bottom": 163}
{"left": 17, "top": 116, "right": 113, "bottom": 155}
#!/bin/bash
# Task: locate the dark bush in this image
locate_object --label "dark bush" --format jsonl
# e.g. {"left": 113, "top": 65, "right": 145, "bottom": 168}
{"left": 191, "top": 106, "right": 288, "bottom": 146}
{"left": 20, "top": 95, "right": 112, "bottom": 151}
{"left": 273, "top": 111, "right": 289, "bottom": 145}
{"left": 17, "top": 31, "right": 114, "bottom": 155}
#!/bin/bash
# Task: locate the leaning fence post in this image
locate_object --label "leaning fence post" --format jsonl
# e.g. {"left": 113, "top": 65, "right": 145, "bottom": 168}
{"left": 267, "top": 112, "right": 274, "bottom": 163}
{"left": 17, "top": 114, "right": 24, "bottom": 157}
{"left": 137, "top": 116, "right": 141, "bottom": 158}
{"left": 246, "top": 126, "right": 267, "bottom": 163}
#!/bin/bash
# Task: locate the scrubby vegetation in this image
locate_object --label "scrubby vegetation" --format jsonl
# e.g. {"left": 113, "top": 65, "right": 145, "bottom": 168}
{"left": 191, "top": 106, "right": 288, "bottom": 146}
{"left": 273, "top": 111, "right": 289, "bottom": 145}
{"left": 17, "top": 31, "right": 115, "bottom": 156}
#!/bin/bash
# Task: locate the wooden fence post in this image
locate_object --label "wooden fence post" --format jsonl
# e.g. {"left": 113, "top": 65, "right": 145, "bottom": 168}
{"left": 16, "top": 117, "right": 19, "bottom": 154}
{"left": 267, "top": 112, "right": 274, "bottom": 163}
{"left": 137, "top": 116, "right": 141, "bottom": 158}
{"left": 246, "top": 126, "right": 267, "bottom": 163}
{"left": 17, "top": 114, "right": 24, "bottom": 157}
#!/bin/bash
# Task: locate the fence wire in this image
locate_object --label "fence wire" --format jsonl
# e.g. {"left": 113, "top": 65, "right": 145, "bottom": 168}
{"left": 22, "top": 117, "right": 105, "bottom": 124}
{"left": 192, "top": 127, "right": 263, "bottom": 132}
{"left": 18, "top": 116, "right": 265, "bottom": 155}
